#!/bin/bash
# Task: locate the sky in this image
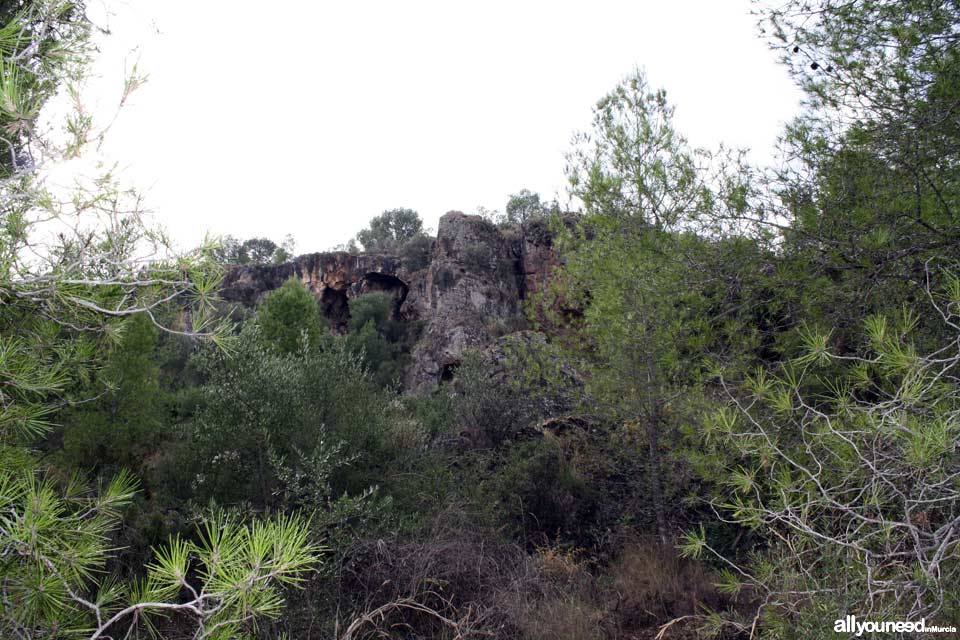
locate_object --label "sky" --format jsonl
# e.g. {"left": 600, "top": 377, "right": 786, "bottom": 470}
{"left": 69, "top": 0, "right": 804, "bottom": 254}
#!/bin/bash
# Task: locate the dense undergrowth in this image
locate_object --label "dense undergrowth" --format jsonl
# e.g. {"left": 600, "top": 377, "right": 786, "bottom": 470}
{"left": 2, "top": 0, "right": 959, "bottom": 638}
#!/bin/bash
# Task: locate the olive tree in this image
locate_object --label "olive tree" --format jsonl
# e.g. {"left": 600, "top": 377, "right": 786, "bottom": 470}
{"left": 355, "top": 207, "right": 427, "bottom": 252}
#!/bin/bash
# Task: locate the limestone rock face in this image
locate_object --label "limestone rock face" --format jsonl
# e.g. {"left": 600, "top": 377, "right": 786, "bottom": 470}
{"left": 220, "top": 252, "right": 414, "bottom": 330}
{"left": 519, "top": 217, "right": 560, "bottom": 299}
{"left": 220, "top": 211, "right": 564, "bottom": 392}
{"left": 404, "top": 212, "right": 525, "bottom": 392}
{"left": 479, "top": 330, "right": 585, "bottom": 416}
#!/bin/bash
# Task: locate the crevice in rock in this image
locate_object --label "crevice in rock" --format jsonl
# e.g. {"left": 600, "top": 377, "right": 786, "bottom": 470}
{"left": 439, "top": 360, "right": 460, "bottom": 384}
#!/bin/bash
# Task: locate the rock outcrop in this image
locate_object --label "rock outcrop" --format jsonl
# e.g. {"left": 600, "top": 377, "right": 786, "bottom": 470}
{"left": 220, "top": 252, "right": 412, "bottom": 330}
{"left": 402, "top": 212, "right": 527, "bottom": 392}
{"left": 219, "top": 211, "right": 563, "bottom": 392}
{"left": 519, "top": 216, "right": 561, "bottom": 299}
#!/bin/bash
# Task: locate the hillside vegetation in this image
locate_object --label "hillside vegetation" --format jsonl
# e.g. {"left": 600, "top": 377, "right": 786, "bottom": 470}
{"left": 1, "top": 1, "right": 958, "bottom": 638}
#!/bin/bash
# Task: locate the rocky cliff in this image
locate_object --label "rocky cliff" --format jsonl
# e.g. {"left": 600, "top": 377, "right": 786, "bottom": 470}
{"left": 220, "top": 211, "right": 562, "bottom": 393}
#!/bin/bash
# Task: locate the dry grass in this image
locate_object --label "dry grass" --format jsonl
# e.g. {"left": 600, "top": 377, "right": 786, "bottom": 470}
{"left": 333, "top": 511, "right": 728, "bottom": 640}
{"left": 516, "top": 594, "right": 607, "bottom": 640}
{"left": 608, "top": 539, "right": 723, "bottom": 630}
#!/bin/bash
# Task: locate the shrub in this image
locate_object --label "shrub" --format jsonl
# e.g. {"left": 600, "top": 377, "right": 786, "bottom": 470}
{"left": 685, "top": 303, "right": 960, "bottom": 631}
{"left": 335, "top": 509, "right": 540, "bottom": 639}
{"left": 58, "top": 313, "right": 164, "bottom": 476}
{"left": 609, "top": 540, "right": 722, "bottom": 628}
{"left": 489, "top": 437, "right": 597, "bottom": 547}
{"left": 345, "top": 292, "right": 410, "bottom": 389}
{"left": 462, "top": 242, "right": 494, "bottom": 271}
{"left": 347, "top": 291, "right": 393, "bottom": 333}
{"left": 486, "top": 314, "right": 529, "bottom": 338}
{"left": 183, "top": 324, "right": 394, "bottom": 506}
{"left": 516, "top": 594, "right": 605, "bottom": 640}
{"left": 400, "top": 234, "right": 433, "bottom": 270}
{"left": 451, "top": 350, "right": 540, "bottom": 447}
{"left": 258, "top": 277, "right": 322, "bottom": 354}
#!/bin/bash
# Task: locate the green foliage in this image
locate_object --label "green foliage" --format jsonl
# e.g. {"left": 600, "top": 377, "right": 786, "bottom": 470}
{"left": 240, "top": 237, "right": 278, "bottom": 265}
{"left": 214, "top": 235, "right": 296, "bottom": 265}
{"left": 185, "top": 323, "right": 394, "bottom": 506}
{"left": 257, "top": 277, "right": 322, "bottom": 354}
{"left": 347, "top": 291, "right": 393, "bottom": 333}
{"left": 355, "top": 208, "right": 427, "bottom": 253}
{"left": 0, "top": 0, "right": 230, "bottom": 517}
{"left": 398, "top": 233, "right": 433, "bottom": 270}
{"left": 140, "top": 512, "right": 319, "bottom": 639}
{"left": 505, "top": 188, "right": 559, "bottom": 224}
{"left": 549, "top": 69, "right": 771, "bottom": 544}
{"left": 0, "top": 0, "right": 89, "bottom": 179}
{"left": 0, "top": 317, "right": 92, "bottom": 449}
{"left": 566, "top": 68, "right": 709, "bottom": 227}
{"left": 345, "top": 292, "right": 410, "bottom": 389}
{"left": 0, "top": 469, "right": 138, "bottom": 636}
{"left": 691, "top": 24, "right": 960, "bottom": 631}
{"left": 452, "top": 350, "right": 538, "bottom": 446}
{"left": 58, "top": 313, "right": 165, "bottom": 476}
{"left": 4, "top": 1, "right": 958, "bottom": 636}
{"left": 0, "top": 5, "right": 309, "bottom": 636}
{"left": 461, "top": 242, "right": 494, "bottom": 272}
{"left": 764, "top": 0, "right": 959, "bottom": 129}
{"left": 451, "top": 337, "right": 578, "bottom": 447}
{"left": 488, "top": 437, "right": 595, "bottom": 546}
{"left": 0, "top": 468, "right": 321, "bottom": 639}
{"left": 696, "top": 301, "right": 960, "bottom": 626}
{"left": 753, "top": 0, "right": 960, "bottom": 352}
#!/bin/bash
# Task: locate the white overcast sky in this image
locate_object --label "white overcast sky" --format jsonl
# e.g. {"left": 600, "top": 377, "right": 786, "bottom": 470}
{"left": 72, "top": 0, "right": 803, "bottom": 254}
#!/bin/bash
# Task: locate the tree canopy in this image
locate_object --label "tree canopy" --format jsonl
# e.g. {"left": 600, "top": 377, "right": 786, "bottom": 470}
{"left": 355, "top": 208, "right": 427, "bottom": 252}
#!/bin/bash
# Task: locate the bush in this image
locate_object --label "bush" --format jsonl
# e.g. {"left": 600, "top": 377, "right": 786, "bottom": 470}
{"left": 686, "top": 303, "right": 960, "bottom": 630}
{"left": 345, "top": 292, "right": 410, "bottom": 389}
{"left": 335, "top": 509, "right": 540, "bottom": 639}
{"left": 182, "top": 324, "right": 395, "bottom": 506}
{"left": 258, "top": 277, "right": 322, "bottom": 354}
{"left": 347, "top": 291, "right": 393, "bottom": 333}
{"left": 486, "top": 314, "right": 529, "bottom": 338}
{"left": 400, "top": 234, "right": 433, "bottom": 270}
{"left": 516, "top": 593, "right": 605, "bottom": 640}
{"left": 609, "top": 540, "right": 723, "bottom": 628}
{"left": 462, "top": 242, "right": 494, "bottom": 271}
{"left": 57, "top": 313, "right": 164, "bottom": 477}
{"left": 451, "top": 350, "right": 540, "bottom": 447}
{"left": 489, "top": 437, "right": 597, "bottom": 547}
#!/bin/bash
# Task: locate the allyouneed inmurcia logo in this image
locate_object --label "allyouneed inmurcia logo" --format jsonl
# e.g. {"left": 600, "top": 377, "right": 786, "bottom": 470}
{"left": 834, "top": 615, "right": 957, "bottom": 636}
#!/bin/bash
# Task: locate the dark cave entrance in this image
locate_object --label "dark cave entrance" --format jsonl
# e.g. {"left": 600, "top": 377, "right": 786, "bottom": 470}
{"left": 320, "top": 287, "right": 350, "bottom": 331}
{"left": 359, "top": 272, "right": 409, "bottom": 319}
{"left": 439, "top": 360, "right": 460, "bottom": 384}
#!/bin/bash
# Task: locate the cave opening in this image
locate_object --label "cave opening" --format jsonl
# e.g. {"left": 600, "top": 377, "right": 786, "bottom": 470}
{"left": 439, "top": 360, "right": 460, "bottom": 384}
{"left": 359, "top": 272, "right": 409, "bottom": 319}
{"left": 320, "top": 287, "right": 350, "bottom": 331}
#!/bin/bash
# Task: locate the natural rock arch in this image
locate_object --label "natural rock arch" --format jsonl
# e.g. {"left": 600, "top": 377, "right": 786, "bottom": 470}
{"left": 357, "top": 272, "right": 409, "bottom": 319}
